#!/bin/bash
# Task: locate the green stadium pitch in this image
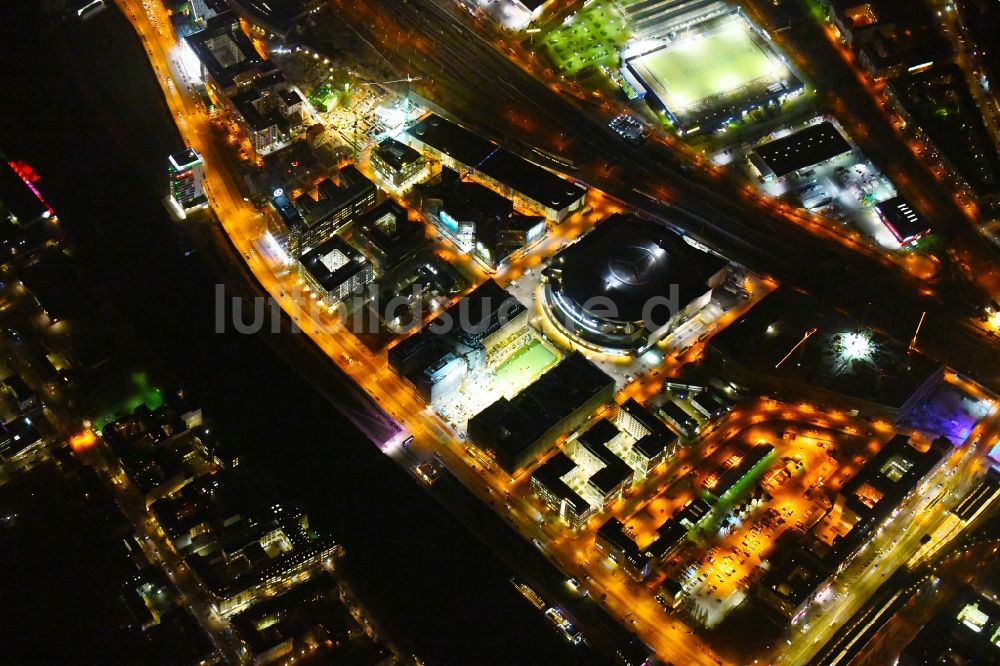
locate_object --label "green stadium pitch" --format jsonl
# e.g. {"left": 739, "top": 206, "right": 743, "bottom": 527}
{"left": 628, "top": 17, "right": 787, "bottom": 120}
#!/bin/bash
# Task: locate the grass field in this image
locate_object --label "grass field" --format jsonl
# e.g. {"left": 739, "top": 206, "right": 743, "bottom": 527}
{"left": 629, "top": 19, "right": 783, "bottom": 112}
{"left": 494, "top": 339, "right": 557, "bottom": 390}
{"left": 543, "top": 0, "right": 630, "bottom": 76}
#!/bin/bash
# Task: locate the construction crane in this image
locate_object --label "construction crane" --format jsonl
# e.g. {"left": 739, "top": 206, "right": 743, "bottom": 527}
{"left": 360, "top": 74, "right": 423, "bottom": 86}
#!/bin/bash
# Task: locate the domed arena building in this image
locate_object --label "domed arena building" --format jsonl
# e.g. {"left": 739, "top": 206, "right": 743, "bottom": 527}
{"left": 542, "top": 214, "right": 732, "bottom": 354}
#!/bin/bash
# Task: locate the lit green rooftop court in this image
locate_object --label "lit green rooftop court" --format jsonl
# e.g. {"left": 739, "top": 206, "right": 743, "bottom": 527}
{"left": 543, "top": 0, "right": 630, "bottom": 76}
{"left": 494, "top": 339, "right": 557, "bottom": 391}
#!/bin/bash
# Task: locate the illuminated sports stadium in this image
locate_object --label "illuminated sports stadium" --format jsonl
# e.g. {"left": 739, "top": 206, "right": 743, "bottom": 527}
{"left": 623, "top": 11, "right": 802, "bottom": 134}
{"left": 541, "top": 214, "right": 730, "bottom": 354}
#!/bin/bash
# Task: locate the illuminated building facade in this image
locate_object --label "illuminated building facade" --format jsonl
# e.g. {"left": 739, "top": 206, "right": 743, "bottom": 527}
{"left": 267, "top": 165, "right": 376, "bottom": 258}
{"left": 168, "top": 148, "right": 207, "bottom": 210}
{"left": 298, "top": 235, "right": 373, "bottom": 307}
{"left": 468, "top": 351, "right": 615, "bottom": 476}
{"left": 542, "top": 214, "right": 729, "bottom": 354}
{"left": 405, "top": 114, "right": 586, "bottom": 222}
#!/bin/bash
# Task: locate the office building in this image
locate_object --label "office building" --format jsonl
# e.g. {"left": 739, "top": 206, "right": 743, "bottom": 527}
{"left": 388, "top": 279, "right": 529, "bottom": 403}
{"left": 230, "top": 71, "right": 305, "bottom": 157}
{"left": 412, "top": 352, "right": 467, "bottom": 404}
{"left": 645, "top": 498, "right": 712, "bottom": 564}
{"left": 267, "top": 165, "right": 376, "bottom": 257}
{"left": 0, "top": 415, "right": 42, "bottom": 463}
{"left": 617, "top": 398, "right": 680, "bottom": 477}
{"left": 657, "top": 401, "right": 699, "bottom": 439}
{"left": 468, "top": 351, "right": 615, "bottom": 476}
{"left": 689, "top": 387, "right": 734, "bottom": 420}
{"left": 185, "top": 12, "right": 278, "bottom": 97}
{"left": 570, "top": 418, "right": 634, "bottom": 509}
{"left": 899, "top": 587, "right": 1000, "bottom": 665}
{"left": 417, "top": 167, "right": 546, "bottom": 270}
{"left": 595, "top": 517, "right": 648, "bottom": 581}
{"left": 371, "top": 137, "right": 427, "bottom": 190}
{"left": 352, "top": 200, "right": 426, "bottom": 273}
{"left": 168, "top": 148, "right": 207, "bottom": 210}
{"left": 3, "top": 374, "right": 36, "bottom": 412}
{"left": 530, "top": 452, "right": 595, "bottom": 530}
{"left": 757, "top": 434, "right": 950, "bottom": 620}
{"left": 405, "top": 114, "right": 586, "bottom": 222}
{"left": 298, "top": 235, "right": 373, "bottom": 307}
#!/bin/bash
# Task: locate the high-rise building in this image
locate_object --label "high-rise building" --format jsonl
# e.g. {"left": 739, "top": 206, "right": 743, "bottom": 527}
{"left": 168, "top": 148, "right": 207, "bottom": 210}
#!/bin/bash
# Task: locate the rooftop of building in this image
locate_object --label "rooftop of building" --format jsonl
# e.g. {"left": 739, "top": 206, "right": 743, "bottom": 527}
{"left": 874, "top": 196, "right": 932, "bottom": 243}
{"left": 840, "top": 434, "right": 948, "bottom": 520}
{"left": 373, "top": 136, "right": 423, "bottom": 172}
{"left": 597, "top": 517, "right": 645, "bottom": 565}
{"left": 292, "top": 165, "right": 375, "bottom": 230}
{"left": 353, "top": 200, "right": 426, "bottom": 265}
{"left": 232, "top": 87, "right": 291, "bottom": 133}
{"left": 448, "top": 278, "right": 527, "bottom": 347}
{"left": 406, "top": 114, "right": 586, "bottom": 210}
{"left": 533, "top": 451, "right": 591, "bottom": 514}
{"left": 579, "top": 419, "right": 633, "bottom": 494}
{"left": 753, "top": 121, "right": 853, "bottom": 177}
{"left": 0, "top": 415, "right": 41, "bottom": 458}
{"left": 709, "top": 288, "right": 943, "bottom": 410}
{"left": 168, "top": 148, "right": 202, "bottom": 172}
{"left": 418, "top": 167, "right": 514, "bottom": 222}
{"left": 185, "top": 12, "right": 275, "bottom": 90}
{"left": 900, "top": 586, "right": 1000, "bottom": 665}
{"left": 299, "top": 235, "right": 369, "bottom": 293}
{"left": 759, "top": 544, "right": 832, "bottom": 610}
{"left": 545, "top": 213, "right": 727, "bottom": 326}
{"left": 469, "top": 352, "right": 615, "bottom": 468}
{"left": 227, "top": 0, "right": 306, "bottom": 35}
{"left": 389, "top": 279, "right": 524, "bottom": 374}
{"left": 708, "top": 443, "right": 776, "bottom": 500}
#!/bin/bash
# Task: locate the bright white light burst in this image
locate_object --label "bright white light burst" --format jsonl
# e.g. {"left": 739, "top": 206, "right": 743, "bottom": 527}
{"left": 840, "top": 332, "right": 872, "bottom": 361}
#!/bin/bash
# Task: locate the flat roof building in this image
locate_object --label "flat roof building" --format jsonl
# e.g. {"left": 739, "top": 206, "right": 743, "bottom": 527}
{"left": 595, "top": 517, "right": 648, "bottom": 581}
{"left": 388, "top": 279, "right": 528, "bottom": 395}
{"left": 468, "top": 351, "right": 615, "bottom": 476}
{"left": 758, "top": 434, "right": 950, "bottom": 620}
{"left": 752, "top": 121, "right": 853, "bottom": 179}
{"left": 371, "top": 137, "right": 426, "bottom": 190}
{"left": 298, "top": 235, "right": 373, "bottom": 307}
{"left": 268, "top": 165, "right": 376, "bottom": 257}
{"left": 3, "top": 375, "right": 36, "bottom": 412}
{"left": 185, "top": 12, "right": 277, "bottom": 95}
{"left": 531, "top": 451, "right": 594, "bottom": 530}
{"left": 704, "top": 443, "right": 776, "bottom": 503}
{"left": 168, "top": 148, "right": 207, "bottom": 210}
{"left": 417, "top": 167, "right": 546, "bottom": 270}
{"left": 617, "top": 398, "right": 680, "bottom": 476}
{"left": 352, "top": 200, "right": 426, "bottom": 273}
{"left": 874, "top": 196, "right": 932, "bottom": 245}
{"left": 576, "top": 419, "right": 634, "bottom": 508}
{"left": 708, "top": 288, "right": 944, "bottom": 416}
{"left": 405, "top": 114, "right": 586, "bottom": 221}
{"left": 658, "top": 401, "right": 699, "bottom": 439}
{"left": 899, "top": 587, "right": 1000, "bottom": 665}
